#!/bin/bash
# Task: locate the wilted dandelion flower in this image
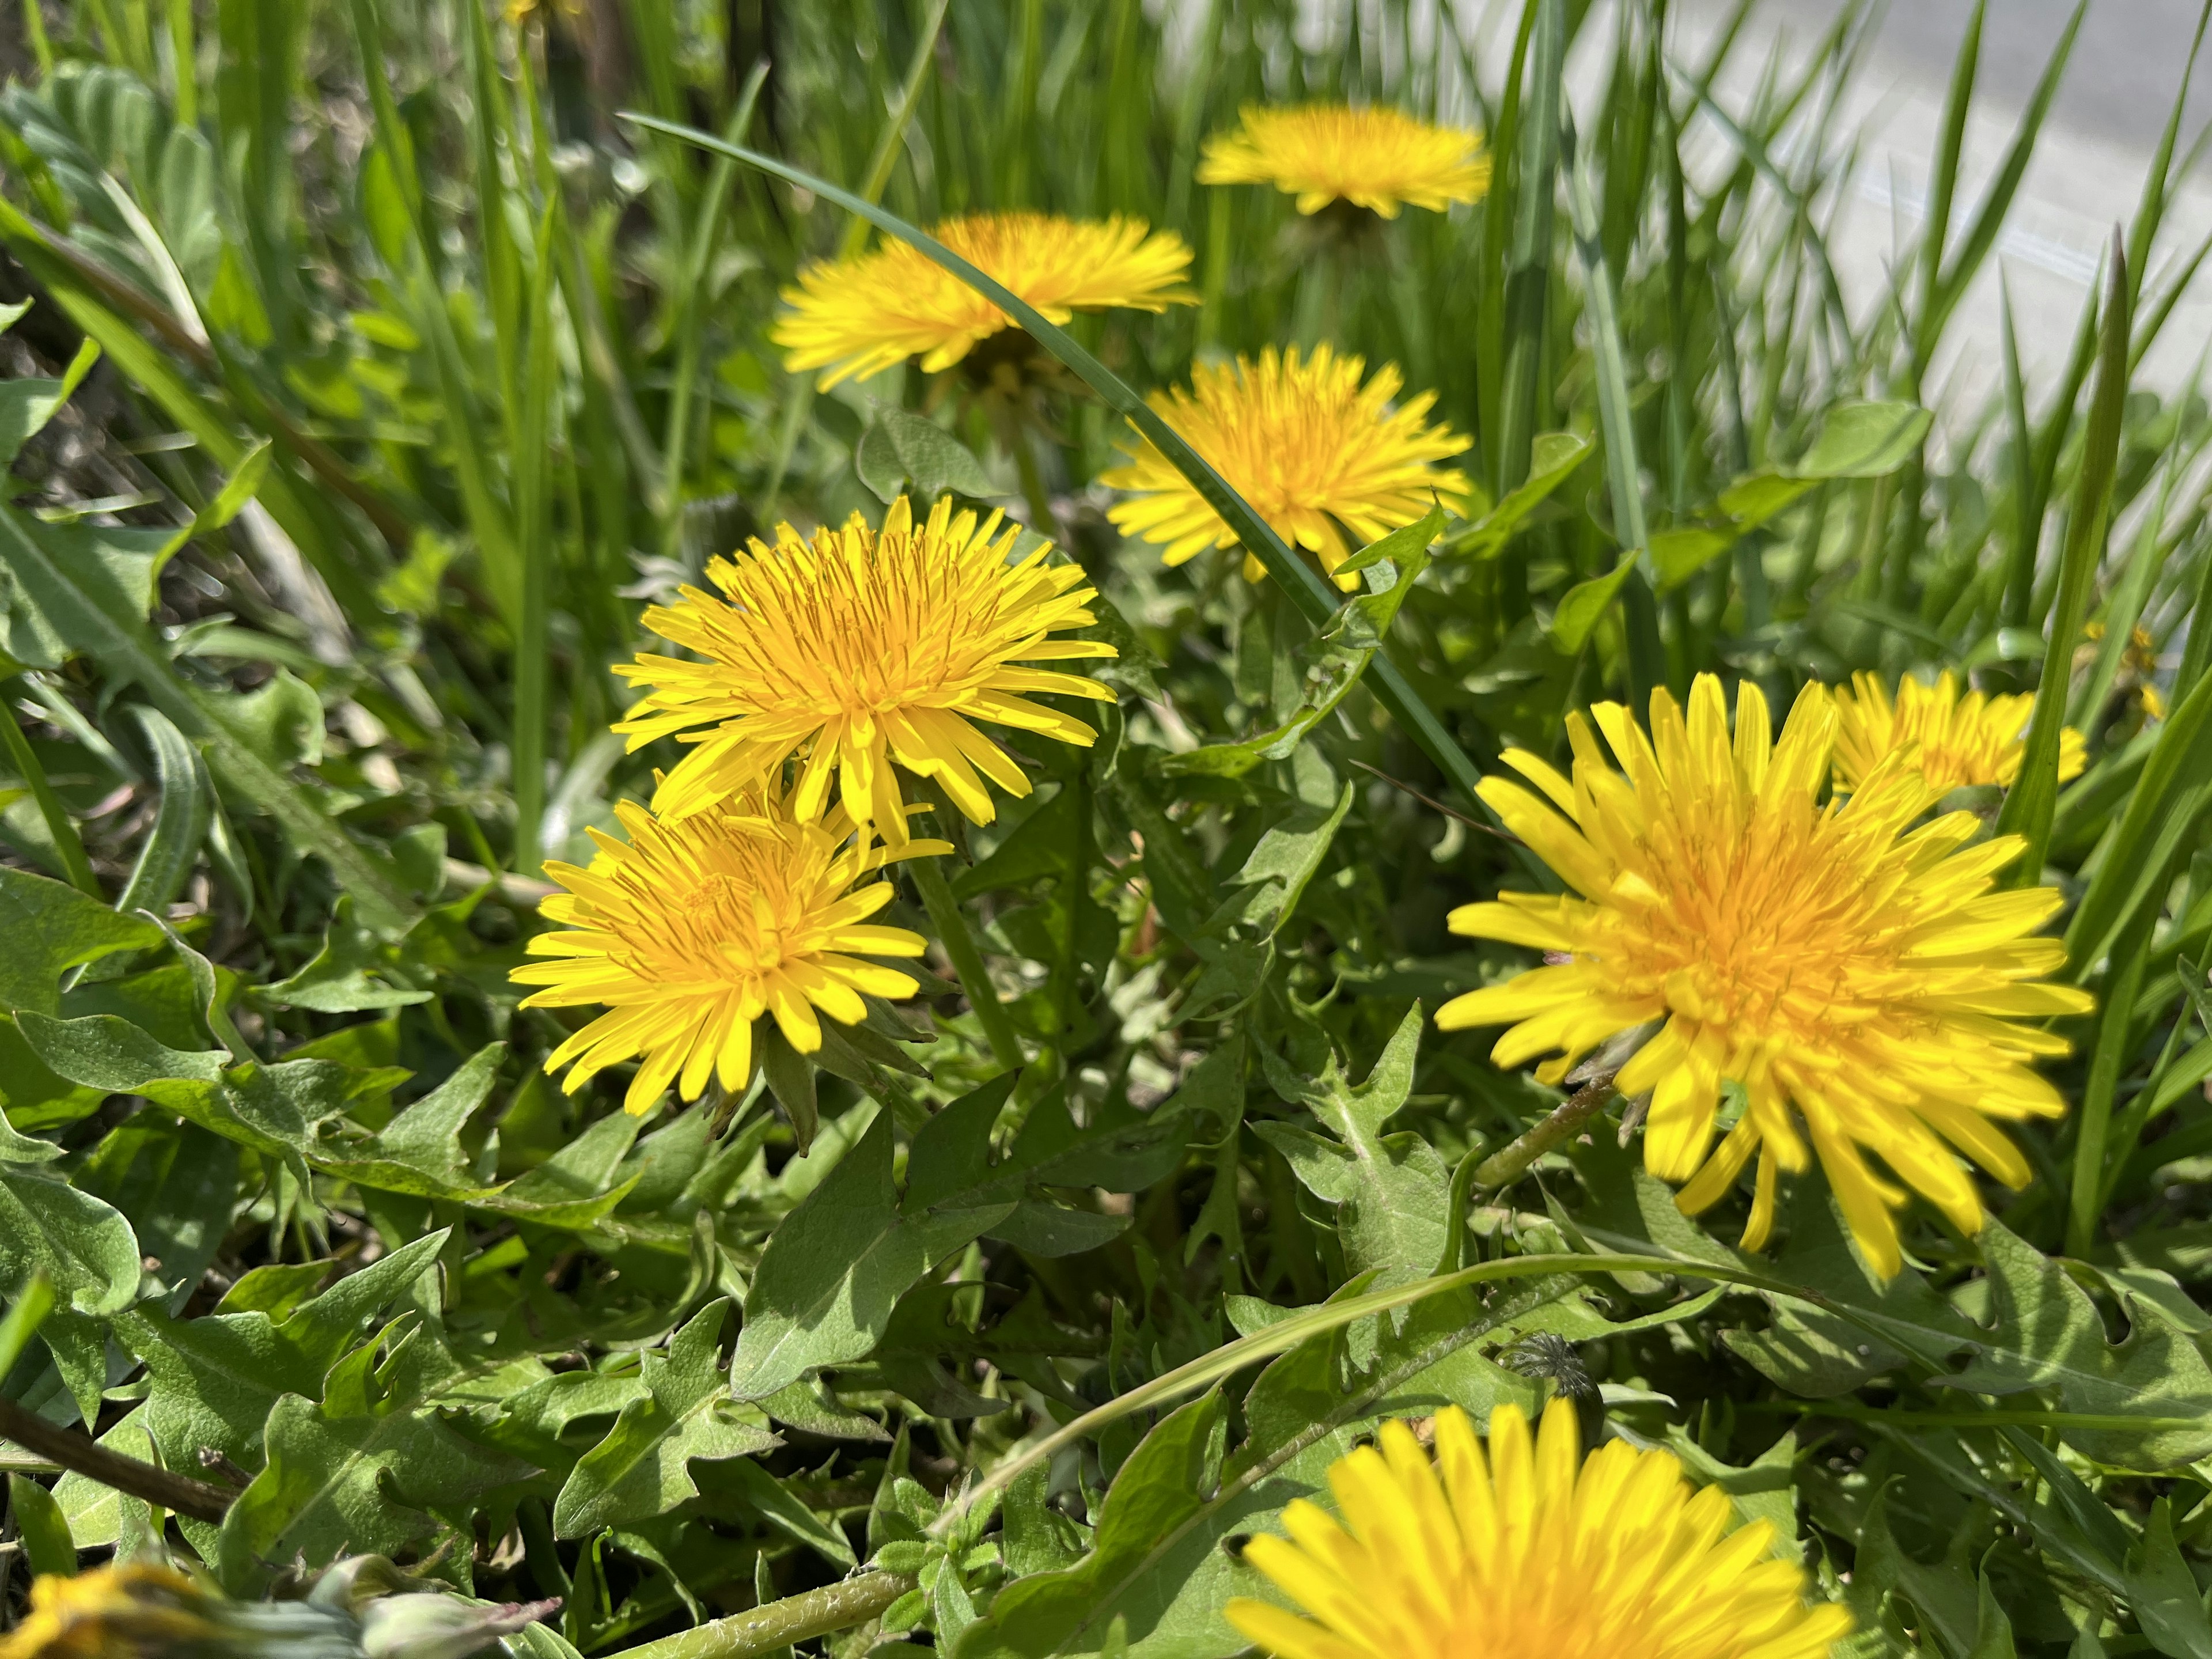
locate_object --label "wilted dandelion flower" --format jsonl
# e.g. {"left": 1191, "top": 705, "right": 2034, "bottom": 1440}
{"left": 1199, "top": 104, "right": 1490, "bottom": 217}
{"left": 1227, "top": 1400, "right": 1849, "bottom": 1659}
{"left": 0, "top": 1556, "right": 551, "bottom": 1659}
{"left": 1436, "top": 674, "right": 2093, "bottom": 1278}
{"left": 1102, "top": 346, "right": 1467, "bottom": 590}
{"left": 513, "top": 786, "right": 944, "bottom": 1115}
{"left": 1831, "top": 670, "right": 2085, "bottom": 795}
{"left": 615, "top": 495, "right": 1116, "bottom": 841}
{"left": 0, "top": 1563, "right": 218, "bottom": 1657}
{"left": 771, "top": 211, "right": 1194, "bottom": 389}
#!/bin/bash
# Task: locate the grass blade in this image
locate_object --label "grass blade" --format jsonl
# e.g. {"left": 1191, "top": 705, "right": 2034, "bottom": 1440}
{"left": 113, "top": 704, "right": 212, "bottom": 920}
{"left": 0, "top": 678, "right": 100, "bottom": 897}
{"left": 1993, "top": 234, "right": 2128, "bottom": 883}
{"left": 1925, "top": 0, "right": 2085, "bottom": 349}
{"left": 1565, "top": 116, "right": 1666, "bottom": 699}
{"left": 1495, "top": 0, "right": 1565, "bottom": 493}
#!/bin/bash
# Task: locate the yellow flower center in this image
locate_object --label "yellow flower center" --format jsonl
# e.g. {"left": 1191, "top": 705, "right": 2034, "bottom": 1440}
{"left": 1438, "top": 673, "right": 2093, "bottom": 1277}
{"left": 613, "top": 496, "right": 1115, "bottom": 839}
{"left": 516, "top": 793, "right": 938, "bottom": 1113}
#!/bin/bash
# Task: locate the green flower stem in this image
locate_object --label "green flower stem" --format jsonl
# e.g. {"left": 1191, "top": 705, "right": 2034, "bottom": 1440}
{"left": 1471, "top": 1071, "right": 1619, "bottom": 1191}
{"left": 1012, "top": 422, "right": 1063, "bottom": 546}
{"left": 910, "top": 851, "right": 1025, "bottom": 1072}
{"left": 0, "top": 680, "right": 100, "bottom": 897}
{"left": 615, "top": 1571, "right": 916, "bottom": 1659}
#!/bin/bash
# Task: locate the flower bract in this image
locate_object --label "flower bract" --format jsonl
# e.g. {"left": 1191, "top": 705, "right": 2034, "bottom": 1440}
{"left": 614, "top": 494, "right": 1116, "bottom": 842}
{"left": 1198, "top": 103, "right": 1490, "bottom": 217}
{"left": 1228, "top": 1399, "right": 1850, "bottom": 1659}
{"left": 770, "top": 211, "right": 1194, "bottom": 389}
{"left": 513, "top": 787, "right": 943, "bottom": 1115}
{"left": 1831, "top": 669, "right": 2084, "bottom": 795}
{"left": 1436, "top": 673, "right": 2094, "bottom": 1277}
{"left": 1102, "top": 345, "right": 1467, "bottom": 590}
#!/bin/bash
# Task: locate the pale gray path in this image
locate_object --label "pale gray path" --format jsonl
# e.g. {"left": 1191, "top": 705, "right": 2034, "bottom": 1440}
{"left": 1647, "top": 0, "right": 2212, "bottom": 422}
{"left": 1763, "top": 0, "right": 2212, "bottom": 153}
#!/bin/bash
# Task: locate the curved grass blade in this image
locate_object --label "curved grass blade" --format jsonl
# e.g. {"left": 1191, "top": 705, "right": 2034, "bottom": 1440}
{"left": 113, "top": 704, "right": 213, "bottom": 920}
{"left": 930, "top": 1248, "right": 1844, "bottom": 1535}
{"left": 620, "top": 112, "right": 1493, "bottom": 812}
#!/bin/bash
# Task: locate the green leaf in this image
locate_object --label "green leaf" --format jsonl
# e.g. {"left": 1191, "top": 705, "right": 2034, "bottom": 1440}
{"left": 0, "top": 333, "right": 99, "bottom": 471}
{"left": 316, "top": 1042, "right": 504, "bottom": 1199}
{"left": 1160, "top": 532, "right": 1431, "bottom": 780}
{"left": 483, "top": 1108, "right": 644, "bottom": 1229}
{"left": 1551, "top": 555, "right": 1635, "bottom": 653}
{"left": 728, "top": 1103, "right": 1018, "bottom": 1402}
{"left": 0, "top": 501, "right": 415, "bottom": 931}
{"left": 1254, "top": 1007, "right": 1446, "bottom": 1282}
{"left": 214, "top": 1338, "right": 537, "bottom": 1593}
{"left": 77, "top": 1115, "right": 237, "bottom": 1304}
{"left": 1788, "top": 402, "right": 1935, "bottom": 479}
{"left": 0, "top": 867, "right": 163, "bottom": 1016}
{"left": 1647, "top": 402, "right": 1931, "bottom": 589}
{"left": 2127, "top": 1499, "right": 2212, "bottom": 1659}
{"left": 113, "top": 1229, "right": 454, "bottom": 1483}
{"left": 262, "top": 896, "right": 431, "bottom": 1013}
{"left": 553, "top": 1300, "right": 779, "bottom": 1537}
{"left": 9, "top": 1470, "right": 75, "bottom": 1577}
{"left": 1334, "top": 498, "right": 1446, "bottom": 577}
{"left": 856, "top": 407, "right": 995, "bottom": 505}
{"left": 18, "top": 1011, "right": 347, "bottom": 1166}
{"left": 0, "top": 1168, "right": 141, "bottom": 1422}
{"left": 696, "top": 1454, "right": 858, "bottom": 1570}
{"left": 111, "top": 704, "right": 213, "bottom": 922}
{"left": 1439, "top": 431, "right": 1589, "bottom": 560}
{"left": 1937, "top": 1221, "right": 2212, "bottom": 1467}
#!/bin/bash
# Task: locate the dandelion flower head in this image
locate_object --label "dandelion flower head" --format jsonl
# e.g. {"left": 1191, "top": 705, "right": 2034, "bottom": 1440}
{"left": 0, "top": 1562, "right": 220, "bottom": 1658}
{"left": 1831, "top": 670, "right": 2085, "bottom": 796}
{"left": 1199, "top": 103, "right": 1490, "bottom": 218}
{"left": 512, "top": 784, "right": 943, "bottom": 1115}
{"left": 1437, "top": 673, "right": 2094, "bottom": 1278}
{"left": 1227, "top": 1399, "right": 1850, "bottom": 1659}
{"left": 615, "top": 494, "right": 1116, "bottom": 843}
{"left": 1102, "top": 345, "right": 1468, "bottom": 590}
{"left": 771, "top": 211, "right": 1194, "bottom": 389}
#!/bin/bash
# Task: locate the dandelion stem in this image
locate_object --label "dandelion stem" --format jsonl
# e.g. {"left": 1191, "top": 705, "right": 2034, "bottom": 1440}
{"left": 0, "top": 1394, "right": 232, "bottom": 1524}
{"left": 910, "top": 852, "right": 1026, "bottom": 1072}
{"left": 1472, "top": 1073, "right": 1618, "bottom": 1191}
{"left": 616, "top": 1571, "right": 916, "bottom": 1659}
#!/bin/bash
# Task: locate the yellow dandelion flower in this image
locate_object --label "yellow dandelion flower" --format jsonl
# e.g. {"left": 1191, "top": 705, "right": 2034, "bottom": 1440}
{"left": 1831, "top": 671, "right": 2085, "bottom": 795}
{"left": 614, "top": 495, "right": 1116, "bottom": 842}
{"left": 1228, "top": 1400, "right": 1850, "bottom": 1659}
{"left": 1435, "top": 674, "right": 2094, "bottom": 1278}
{"left": 1198, "top": 103, "right": 1490, "bottom": 218}
{"left": 0, "top": 1562, "right": 219, "bottom": 1658}
{"left": 770, "top": 211, "right": 1194, "bottom": 389}
{"left": 1101, "top": 345, "right": 1468, "bottom": 591}
{"left": 512, "top": 785, "right": 945, "bottom": 1115}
